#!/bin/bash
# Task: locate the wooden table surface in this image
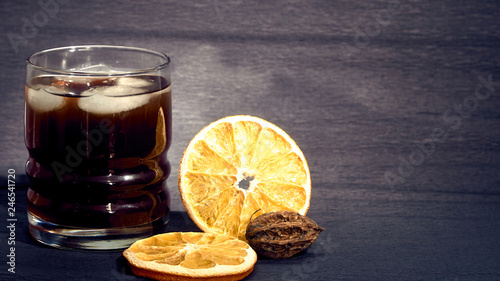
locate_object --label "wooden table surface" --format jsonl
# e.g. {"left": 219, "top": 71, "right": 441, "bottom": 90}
{"left": 1, "top": 0, "right": 499, "bottom": 280}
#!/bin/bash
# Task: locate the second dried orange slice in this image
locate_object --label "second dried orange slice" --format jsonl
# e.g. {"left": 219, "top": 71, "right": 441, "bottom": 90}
{"left": 178, "top": 115, "right": 311, "bottom": 241}
{"left": 124, "top": 232, "right": 257, "bottom": 281}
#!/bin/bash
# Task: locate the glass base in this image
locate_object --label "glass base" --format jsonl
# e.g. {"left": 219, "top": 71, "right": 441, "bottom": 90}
{"left": 28, "top": 212, "right": 168, "bottom": 251}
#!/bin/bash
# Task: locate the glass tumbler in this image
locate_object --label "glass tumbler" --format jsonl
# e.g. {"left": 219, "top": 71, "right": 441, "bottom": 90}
{"left": 25, "top": 45, "right": 171, "bottom": 250}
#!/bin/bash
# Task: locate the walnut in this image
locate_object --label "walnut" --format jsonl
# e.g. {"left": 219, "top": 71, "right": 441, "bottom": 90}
{"left": 245, "top": 211, "right": 325, "bottom": 259}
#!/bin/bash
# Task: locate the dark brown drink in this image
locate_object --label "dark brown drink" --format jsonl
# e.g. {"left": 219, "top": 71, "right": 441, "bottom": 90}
{"left": 25, "top": 75, "right": 171, "bottom": 229}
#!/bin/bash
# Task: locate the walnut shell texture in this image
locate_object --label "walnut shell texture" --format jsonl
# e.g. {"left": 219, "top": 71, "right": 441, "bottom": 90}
{"left": 245, "top": 211, "right": 325, "bottom": 259}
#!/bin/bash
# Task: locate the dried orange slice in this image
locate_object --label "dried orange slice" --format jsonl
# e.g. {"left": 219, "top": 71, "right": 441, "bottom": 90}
{"left": 123, "top": 232, "right": 257, "bottom": 281}
{"left": 178, "top": 115, "right": 311, "bottom": 241}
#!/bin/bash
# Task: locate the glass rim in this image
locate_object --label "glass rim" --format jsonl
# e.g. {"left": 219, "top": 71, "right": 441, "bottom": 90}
{"left": 26, "top": 45, "right": 171, "bottom": 76}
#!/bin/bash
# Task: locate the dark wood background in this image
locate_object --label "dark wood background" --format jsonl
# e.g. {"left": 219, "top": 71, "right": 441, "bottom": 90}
{"left": 1, "top": 0, "right": 499, "bottom": 280}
